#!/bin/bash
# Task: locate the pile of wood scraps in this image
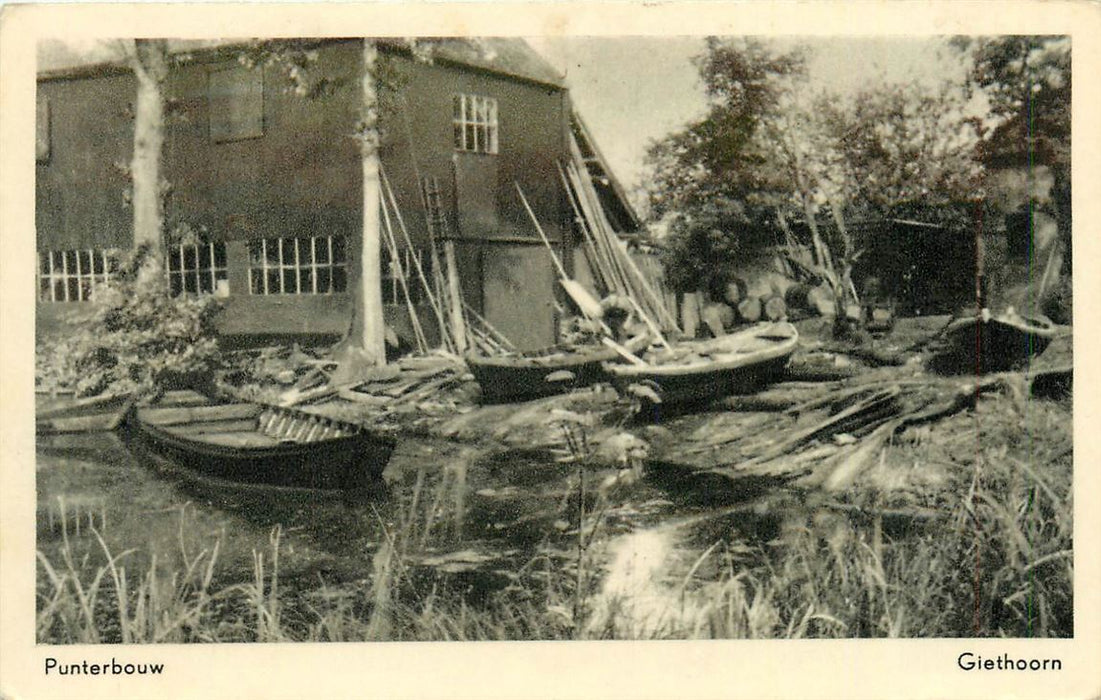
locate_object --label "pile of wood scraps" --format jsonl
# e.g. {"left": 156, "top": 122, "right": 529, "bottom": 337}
{"left": 280, "top": 354, "right": 472, "bottom": 416}
{"left": 662, "top": 361, "right": 1071, "bottom": 494}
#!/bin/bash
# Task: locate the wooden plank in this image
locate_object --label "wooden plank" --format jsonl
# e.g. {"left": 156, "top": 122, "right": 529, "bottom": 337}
{"left": 139, "top": 403, "right": 261, "bottom": 426}
{"left": 337, "top": 388, "right": 393, "bottom": 406}
{"left": 169, "top": 419, "right": 260, "bottom": 435}
{"left": 601, "top": 337, "right": 648, "bottom": 366}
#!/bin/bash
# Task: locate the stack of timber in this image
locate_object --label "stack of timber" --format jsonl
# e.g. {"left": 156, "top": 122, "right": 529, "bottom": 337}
{"left": 283, "top": 353, "right": 471, "bottom": 416}
{"left": 560, "top": 115, "right": 679, "bottom": 336}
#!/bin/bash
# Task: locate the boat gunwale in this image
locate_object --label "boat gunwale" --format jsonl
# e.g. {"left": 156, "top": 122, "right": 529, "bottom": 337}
{"left": 945, "top": 313, "right": 1058, "bottom": 338}
{"left": 465, "top": 333, "right": 651, "bottom": 370}
{"left": 130, "top": 403, "right": 396, "bottom": 461}
{"left": 466, "top": 346, "right": 620, "bottom": 370}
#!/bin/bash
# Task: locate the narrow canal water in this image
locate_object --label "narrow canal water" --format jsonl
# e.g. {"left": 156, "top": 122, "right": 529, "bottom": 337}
{"left": 35, "top": 427, "right": 821, "bottom": 638}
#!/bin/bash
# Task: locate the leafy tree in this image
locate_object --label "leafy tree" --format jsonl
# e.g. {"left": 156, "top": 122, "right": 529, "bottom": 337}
{"left": 649, "top": 38, "right": 990, "bottom": 331}
{"left": 645, "top": 38, "right": 805, "bottom": 295}
{"left": 37, "top": 245, "right": 223, "bottom": 397}
{"left": 955, "top": 36, "right": 1071, "bottom": 275}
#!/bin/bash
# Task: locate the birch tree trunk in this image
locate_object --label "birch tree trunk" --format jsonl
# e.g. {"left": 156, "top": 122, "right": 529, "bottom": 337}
{"left": 127, "top": 39, "right": 169, "bottom": 282}
{"left": 356, "top": 40, "right": 387, "bottom": 364}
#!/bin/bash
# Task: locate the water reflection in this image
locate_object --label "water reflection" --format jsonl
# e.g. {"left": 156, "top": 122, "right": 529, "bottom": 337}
{"left": 36, "top": 428, "right": 822, "bottom": 631}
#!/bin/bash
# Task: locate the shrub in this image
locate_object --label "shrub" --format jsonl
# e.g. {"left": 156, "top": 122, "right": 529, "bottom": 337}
{"left": 37, "top": 244, "right": 223, "bottom": 397}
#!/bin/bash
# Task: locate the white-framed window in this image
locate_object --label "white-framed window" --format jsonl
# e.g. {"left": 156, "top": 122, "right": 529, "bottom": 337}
{"left": 167, "top": 241, "right": 228, "bottom": 296}
{"left": 453, "top": 94, "right": 498, "bottom": 154}
{"left": 382, "top": 247, "right": 431, "bottom": 305}
{"left": 248, "top": 235, "right": 347, "bottom": 295}
{"left": 38, "top": 249, "right": 118, "bottom": 302}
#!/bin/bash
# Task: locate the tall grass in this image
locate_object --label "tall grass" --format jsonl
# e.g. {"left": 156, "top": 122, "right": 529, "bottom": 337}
{"left": 36, "top": 504, "right": 229, "bottom": 643}
{"left": 37, "top": 393, "right": 1071, "bottom": 641}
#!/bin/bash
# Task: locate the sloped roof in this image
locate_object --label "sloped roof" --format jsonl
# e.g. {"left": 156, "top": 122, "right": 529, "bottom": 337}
{"left": 403, "top": 38, "right": 564, "bottom": 88}
{"left": 38, "top": 37, "right": 564, "bottom": 88}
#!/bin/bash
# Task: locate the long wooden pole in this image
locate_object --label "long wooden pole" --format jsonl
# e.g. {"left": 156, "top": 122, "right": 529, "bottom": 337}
{"left": 515, "top": 182, "right": 569, "bottom": 281}
{"left": 442, "top": 240, "right": 468, "bottom": 354}
{"left": 517, "top": 182, "right": 611, "bottom": 333}
{"left": 379, "top": 193, "right": 429, "bottom": 353}
{"left": 379, "top": 167, "right": 452, "bottom": 351}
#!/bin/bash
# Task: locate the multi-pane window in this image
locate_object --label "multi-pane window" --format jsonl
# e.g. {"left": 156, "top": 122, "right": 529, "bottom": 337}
{"left": 38, "top": 249, "right": 118, "bottom": 302}
{"left": 167, "top": 241, "right": 228, "bottom": 296}
{"left": 453, "top": 94, "right": 498, "bottom": 154}
{"left": 248, "top": 235, "right": 347, "bottom": 295}
{"left": 382, "top": 247, "right": 431, "bottom": 305}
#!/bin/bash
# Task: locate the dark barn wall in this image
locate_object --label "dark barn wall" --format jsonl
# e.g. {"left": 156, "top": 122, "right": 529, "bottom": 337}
{"left": 36, "top": 71, "right": 136, "bottom": 336}
{"left": 379, "top": 52, "right": 569, "bottom": 348}
{"left": 37, "top": 72, "right": 135, "bottom": 251}
{"left": 162, "top": 42, "right": 363, "bottom": 338}
{"left": 36, "top": 40, "right": 569, "bottom": 350}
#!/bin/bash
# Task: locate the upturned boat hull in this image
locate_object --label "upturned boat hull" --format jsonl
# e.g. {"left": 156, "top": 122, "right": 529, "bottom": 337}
{"left": 940, "top": 312, "right": 1056, "bottom": 374}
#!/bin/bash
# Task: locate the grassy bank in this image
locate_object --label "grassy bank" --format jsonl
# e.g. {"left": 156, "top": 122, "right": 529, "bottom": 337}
{"left": 36, "top": 387, "right": 1071, "bottom": 641}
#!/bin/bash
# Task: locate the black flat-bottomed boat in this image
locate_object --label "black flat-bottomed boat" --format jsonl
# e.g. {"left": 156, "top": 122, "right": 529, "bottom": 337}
{"left": 938, "top": 309, "right": 1057, "bottom": 374}
{"left": 466, "top": 334, "right": 650, "bottom": 403}
{"left": 126, "top": 401, "right": 396, "bottom": 491}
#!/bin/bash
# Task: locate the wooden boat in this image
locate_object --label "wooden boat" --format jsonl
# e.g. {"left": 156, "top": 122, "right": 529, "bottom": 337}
{"left": 125, "top": 401, "right": 396, "bottom": 491}
{"left": 467, "top": 334, "right": 650, "bottom": 403}
{"left": 940, "top": 308, "right": 1057, "bottom": 374}
{"left": 36, "top": 392, "right": 134, "bottom": 435}
{"left": 604, "top": 322, "right": 799, "bottom": 407}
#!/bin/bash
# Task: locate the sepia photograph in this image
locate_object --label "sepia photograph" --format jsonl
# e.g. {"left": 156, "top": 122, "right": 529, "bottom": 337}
{"left": 3, "top": 3, "right": 1099, "bottom": 699}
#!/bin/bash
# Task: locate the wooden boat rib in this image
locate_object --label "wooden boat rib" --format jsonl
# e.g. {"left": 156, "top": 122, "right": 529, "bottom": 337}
{"left": 604, "top": 322, "right": 800, "bottom": 407}
{"left": 126, "top": 401, "right": 396, "bottom": 491}
{"left": 466, "top": 333, "right": 650, "bottom": 403}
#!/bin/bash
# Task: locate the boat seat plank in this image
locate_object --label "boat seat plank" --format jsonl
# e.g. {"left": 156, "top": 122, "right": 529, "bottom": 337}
{"left": 167, "top": 419, "right": 261, "bottom": 435}
{"left": 138, "top": 404, "right": 262, "bottom": 426}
